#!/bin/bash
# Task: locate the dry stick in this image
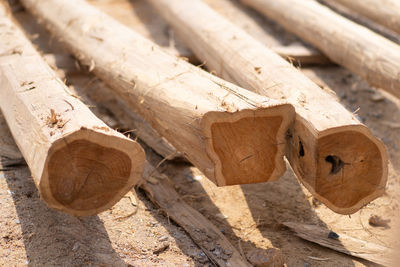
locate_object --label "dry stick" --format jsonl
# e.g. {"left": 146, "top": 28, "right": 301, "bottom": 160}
{"left": 329, "top": 0, "right": 400, "bottom": 35}
{"left": 149, "top": 0, "right": 388, "bottom": 214}
{"left": 20, "top": 0, "right": 295, "bottom": 186}
{"left": 283, "top": 222, "right": 395, "bottom": 266}
{"left": 240, "top": 0, "right": 400, "bottom": 100}
{"left": 0, "top": 4, "right": 145, "bottom": 216}
{"left": 141, "top": 166, "right": 251, "bottom": 267}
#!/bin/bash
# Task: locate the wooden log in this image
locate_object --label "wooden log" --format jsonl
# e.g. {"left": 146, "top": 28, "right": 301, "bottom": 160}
{"left": 240, "top": 0, "right": 400, "bottom": 100}
{"left": 19, "top": 0, "right": 295, "bottom": 186}
{"left": 149, "top": 0, "right": 388, "bottom": 214}
{"left": 283, "top": 222, "right": 396, "bottom": 266}
{"left": 330, "top": 0, "right": 400, "bottom": 35}
{"left": 0, "top": 4, "right": 145, "bottom": 216}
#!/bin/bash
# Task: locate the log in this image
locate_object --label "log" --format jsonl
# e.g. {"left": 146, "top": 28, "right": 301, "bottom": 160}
{"left": 283, "top": 222, "right": 396, "bottom": 266}
{"left": 19, "top": 0, "right": 295, "bottom": 186}
{"left": 240, "top": 0, "right": 400, "bottom": 100}
{"left": 0, "top": 4, "right": 145, "bottom": 216}
{"left": 330, "top": 0, "right": 400, "bottom": 35}
{"left": 149, "top": 0, "right": 388, "bottom": 214}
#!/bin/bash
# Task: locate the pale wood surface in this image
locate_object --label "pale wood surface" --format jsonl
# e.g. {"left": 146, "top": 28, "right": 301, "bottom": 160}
{"left": 283, "top": 222, "right": 396, "bottom": 266}
{"left": 20, "top": 0, "right": 295, "bottom": 186}
{"left": 0, "top": 3, "right": 145, "bottom": 216}
{"left": 149, "top": 0, "right": 388, "bottom": 214}
{"left": 331, "top": 0, "right": 400, "bottom": 34}
{"left": 241, "top": 0, "right": 400, "bottom": 100}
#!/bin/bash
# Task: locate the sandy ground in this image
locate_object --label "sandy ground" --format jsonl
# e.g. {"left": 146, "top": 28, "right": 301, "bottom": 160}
{"left": 0, "top": 0, "right": 399, "bottom": 266}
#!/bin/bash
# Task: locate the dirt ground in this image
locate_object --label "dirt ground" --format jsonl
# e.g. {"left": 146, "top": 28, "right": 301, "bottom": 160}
{"left": 0, "top": 0, "right": 399, "bottom": 266}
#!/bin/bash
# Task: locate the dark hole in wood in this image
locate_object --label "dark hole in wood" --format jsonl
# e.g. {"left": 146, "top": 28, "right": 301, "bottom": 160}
{"left": 325, "top": 155, "right": 344, "bottom": 175}
{"left": 299, "top": 140, "right": 305, "bottom": 157}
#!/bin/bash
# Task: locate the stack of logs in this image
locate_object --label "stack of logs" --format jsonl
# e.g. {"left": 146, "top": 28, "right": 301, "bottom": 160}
{"left": 1, "top": 0, "right": 397, "bottom": 221}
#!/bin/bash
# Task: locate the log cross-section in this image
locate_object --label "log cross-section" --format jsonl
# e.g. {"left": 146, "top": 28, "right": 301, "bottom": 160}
{"left": 19, "top": 0, "right": 295, "bottom": 186}
{"left": 148, "top": 0, "right": 388, "bottom": 214}
{"left": 0, "top": 3, "right": 146, "bottom": 216}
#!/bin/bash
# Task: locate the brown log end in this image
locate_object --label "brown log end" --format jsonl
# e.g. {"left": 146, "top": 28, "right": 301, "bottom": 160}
{"left": 289, "top": 124, "right": 388, "bottom": 214}
{"left": 203, "top": 104, "right": 295, "bottom": 186}
{"left": 40, "top": 128, "right": 145, "bottom": 216}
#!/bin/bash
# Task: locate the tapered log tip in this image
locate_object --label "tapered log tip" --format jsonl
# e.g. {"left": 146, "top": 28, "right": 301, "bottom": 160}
{"left": 40, "top": 128, "right": 145, "bottom": 216}
{"left": 203, "top": 104, "right": 295, "bottom": 186}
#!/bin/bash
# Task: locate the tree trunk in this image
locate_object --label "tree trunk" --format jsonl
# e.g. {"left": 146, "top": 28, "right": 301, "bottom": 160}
{"left": 19, "top": 0, "right": 295, "bottom": 186}
{"left": 149, "top": 0, "right": 388, "bottom": 214}
{"left": 0, "top": 3, "right": 145, "bottom": 216}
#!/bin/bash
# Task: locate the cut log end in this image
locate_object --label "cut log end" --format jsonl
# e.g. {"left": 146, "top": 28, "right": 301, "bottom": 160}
{"left": 40, "top": 128, "right": 145, "bottom": 216}
{"left": 289, "top": 124, "right": 388, "bottom": 214}
{"left": 316, "top": 130, "right": 387, "bottom": 213}
{"left": 203, "top": 104, "right": 294, "bottom": 186}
